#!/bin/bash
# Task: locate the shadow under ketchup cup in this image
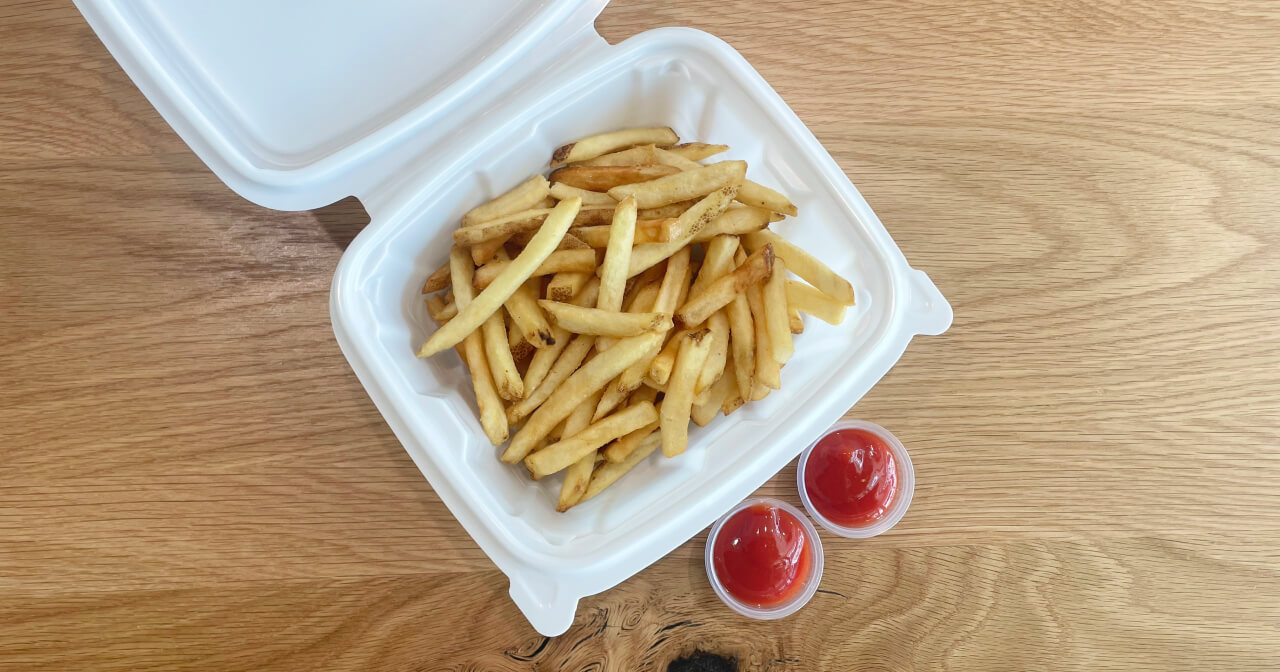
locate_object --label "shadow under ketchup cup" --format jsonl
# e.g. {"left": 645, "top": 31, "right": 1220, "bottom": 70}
{"left": 797, "top": 420, "right": 915, "bottom": 538}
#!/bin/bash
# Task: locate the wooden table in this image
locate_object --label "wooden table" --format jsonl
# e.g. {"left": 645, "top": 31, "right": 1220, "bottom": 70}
{"left": 3, "top": 1, "right": 1278, "bottom": 670}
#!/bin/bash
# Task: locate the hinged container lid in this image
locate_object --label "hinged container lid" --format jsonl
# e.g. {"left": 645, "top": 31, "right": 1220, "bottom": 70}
{"left": 75, "top": 0, "right": 611, "bottom": 210}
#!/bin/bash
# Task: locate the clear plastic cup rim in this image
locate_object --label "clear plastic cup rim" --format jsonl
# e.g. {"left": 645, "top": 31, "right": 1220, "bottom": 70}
{"left": 703, "top": 497, "right": 824, "bottom": 620}
{"left": 796, "top": 420, "right": 915, "bottom": 539}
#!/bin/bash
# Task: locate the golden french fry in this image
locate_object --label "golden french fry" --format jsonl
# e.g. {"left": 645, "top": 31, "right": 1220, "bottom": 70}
{"left": 693, "top": 358, "right": 736, "bottom": 427}
{"left": 549, "top": 164, "right": 680, "bottom": 192}
{"left": 453, "top": 208, "right": 552, "bottom": 246}
{"left": 546, "top": 271, "right": 592, "bottom": 302}
{"left": 665, "top": 142, "right": 730, "bottom": 161}
{"left": 727, "top": 292, "right": 754, "bottom": 399}
{"left": 744, "top": 230, "right": 854, "bottom": 305}
{"left": 418, "top": 199, "right": 579, "bottom": 357}
{"left": 525, "top": 400, "right": 658, "bottom": 478}
{"left": 462, "top": 174, "right": 550, "bottom": 228}
{"left": 602, "top": 418, "right": 658, "bottom": 464}
{"left": 552, "top": 127, "right": 679, "bottom": 165}
{"left": 422, "top": 261, "right": 450, "bottom": 294}
{"left": 674, "top": 244, "right": 773, "bottom": 329}
{"left": 539, "top": 300, "right": 672, "bottom": 337}
{"left": 750, "top": 381, "right": 771, "bottom": 401}
{"left": 652, "top": 246, "right": 691, "bottom": 315}
{"left": 627, "top": 186, "right": 737, "bottom": 277}
{"left": 445, "top": 245, "right": 508, "bottom": 444}
{"left": 507, "top": 334, "right": 596, "bottom": 425}
{"left": 597, "top": 195, "right": 637, "bottom": 314}
{"left": 661, "top": 330, "right": 712, "bottom": 457}
{"left": 762, "top": 257, "right": 793, "bottom": 364}
{"left": 696, "top": 310, "right": 730, "bottom": 393}
{"left": 721, "top": 392, "right": 745, "bottom": 416}
{"left": 608, "top": 160, "right": 746, "bottom": 208}
{"left": 786, "top": 279, "right": 848, "bottom": 324}
{"left": 502, "top": 331, "right": 664, "bottom": 462}
{"left": 510, "top": 317, "right": 535, "bottom": 364}
{"left": 638, "top": 199, "right": 698, "bottom": 219}
{"left": 790, "top": 306, "right": 805, "bottom": 334}
{"left": 580, "top": 432, "right": 662, "bottom": 504}
{"left": 482, "top": 310, "right": 523, "bottom": 401}
{"left": 425, "top": 295, "right": 456, "bottom": 324}
{"left": 550, "top": 182, "right": 617, "bottom": 205}
{"left": 473, "top": 248, "right": 596, "bottom": 289}
{"left": 575, "top": 144, "right": 658, "bottom": 167}
{"left": 647, "top": 327, "right": 688, "bottom": 386}
{"left": 691, "top": 206, "right": 770, "bottom": 242}
{"left": 557, "top": 390, "right": 602, "bottom": 511}
{"left": 690, "top": 234, "right": 739, "bottom": 297}
{"left": 746, "top": 283, "right": 781, "bottom": 390}
{"left": 506, "top": 275, "right": 555, "bottom": 348}
{"left": 653, "top": 148, "right": 797, "bottom": 217}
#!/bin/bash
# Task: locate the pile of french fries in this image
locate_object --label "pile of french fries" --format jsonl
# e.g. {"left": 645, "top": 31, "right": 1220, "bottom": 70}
{"left": 417, "top": 127, "right": 854, "bottom": 511}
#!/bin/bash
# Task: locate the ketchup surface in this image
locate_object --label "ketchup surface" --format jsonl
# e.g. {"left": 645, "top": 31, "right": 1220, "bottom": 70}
{"left": 804, "top": 428, "right": 898, "bottom": 526}
{"left": 711, "top": 503, "right": 812, "bottom": 607}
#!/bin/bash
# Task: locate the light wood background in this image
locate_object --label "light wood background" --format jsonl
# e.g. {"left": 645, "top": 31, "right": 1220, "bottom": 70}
{"left": 3, "top": 1, "right": 1279, "bottom": 670}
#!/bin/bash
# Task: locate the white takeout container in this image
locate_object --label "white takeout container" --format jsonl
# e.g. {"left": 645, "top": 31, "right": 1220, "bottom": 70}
{"left": 76, "top": 0, "right": 953, "bottom": 635}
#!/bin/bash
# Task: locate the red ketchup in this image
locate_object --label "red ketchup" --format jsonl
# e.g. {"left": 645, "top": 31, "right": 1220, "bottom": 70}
{"left": 803, "top": 428, "right": 898, "bottom": 526}
{"left": 711, "top": 503, "right": 813, "bottom": 607}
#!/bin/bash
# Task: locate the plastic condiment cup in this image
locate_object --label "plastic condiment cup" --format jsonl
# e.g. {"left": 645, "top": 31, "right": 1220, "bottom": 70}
{"left": 796, "top": 420, "right": 915, "bottom": 539}
{"left": 704, "top": 497, "right": 824, "bottom": 620}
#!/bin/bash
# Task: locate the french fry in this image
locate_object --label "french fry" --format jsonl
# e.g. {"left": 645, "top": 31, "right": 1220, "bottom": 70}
{"left": 473, "top": 248, "right": 596, "bottom": 289}
{"left": 786, "top": 280, "right": 848, "bottom": 324}
{"left": 525, "top": 400, "right": 659, "bottom": 478}
{"left": 750, "top": 381, "right": 771, "bottom": 401}
{"left": 696, "top": 311, "right": 730, "bottom": 393}
{"left": 647, "top": 327, "right": 688, "bottom": 386}
{"left": 557, "top": 390, "right": 602, "bottom": 511}
{"left": 744, "top": 230, "right": 854, "bottom": 305}
{"left": 569, "top": 219, "right": 668, "bottom": 247}
{"left": 597, "top": 195, "right": 637, "bottom": 314}
{"left": 638, "top": 199, "right": 698, "bottom": 219}
{"left": 425, "top": 295, "right": 456, "bottom": 324}
{"left": 508, "top": 314, "right": 535, "bottom": 363}
{"left": 576, "top": 144, "right": 658, "bottom": 167}
{"left": 601, "top": 418, "right": 659, "bottom": 464}
{"left": 552, "top": 127, "right": 679, "bottom": 165}
{"left": 627, "top": 186, "right": 737, "bottom": 277}
{"left": 790, "top": 306, "right": 805, "bottom": 334}
{"left": 653, "top": 147, "right": 796, "bottom": 216}
{"left": 608, "top": 160, "right": 746, "bottom": 208}
{"left": 461, "top": 174, "right": 550, "bottom": 228}
{"left": 762, "top": 257, "right": 794, "bottom": 364}
{"left": 482, "top": 310, "right": 523, "bottom": 401}
{"left": 661, "top": 330, "right": 712, "bottom": 457}
{"left": 417, "top": 198, "right": 579, "bottom": 358}
{"left": 422, "top": 261, "right": 450, "bottom": 294}
{"left": 690, "top": 234, "right": 739, "bottom": 297}
{"left": 539, "top": 300, "right": 672, "bottom": 337}
{"left": 505, "top": 275, "right": 555, "bottom": 348}
{"left": 580, "top": 432, "right": 662, "bottom": 504}
{"left": 453, "top": 208, "right": 552, "bottom": 246}
{"left": 502, "top": 331, "right": 664, "bottom": 463}
{"left": 691, "top": 206, "right": 770, "bottom": 242}
{"left": 727, "top": 292, "right": 754, "bottom": 399}
{"left": 550, "top": 182, "right": 617, "bottom": 205}
{"left": 721, "top": 392, "right": 746, "bottom": 416}
{"left": 664, "top": 142, "right": 730, "bottom": 161}
{"left": 549, "top": 164, "right": 680, "bottom": 191}
{"left": 674, "top": 244, "right": 773, "bottom": 329}
{"left": 746, "top": 283, "right": 781, "bottom": 389}
{"left": 446, "top": 245, "right": 508, "bottom": 445}
{"left": 507, "top": 334, "right": 596, "bottom": 425}
{"left": 545, "top": 271, "right": 592, "bottom": 302}
{"left": 693, "top": 358, "right": 736, "bottom": 427}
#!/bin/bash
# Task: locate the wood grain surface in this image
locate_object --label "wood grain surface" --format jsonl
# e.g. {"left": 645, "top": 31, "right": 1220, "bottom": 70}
{"left": 3, "top": 1, "right": 1279, "bottom": 670}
